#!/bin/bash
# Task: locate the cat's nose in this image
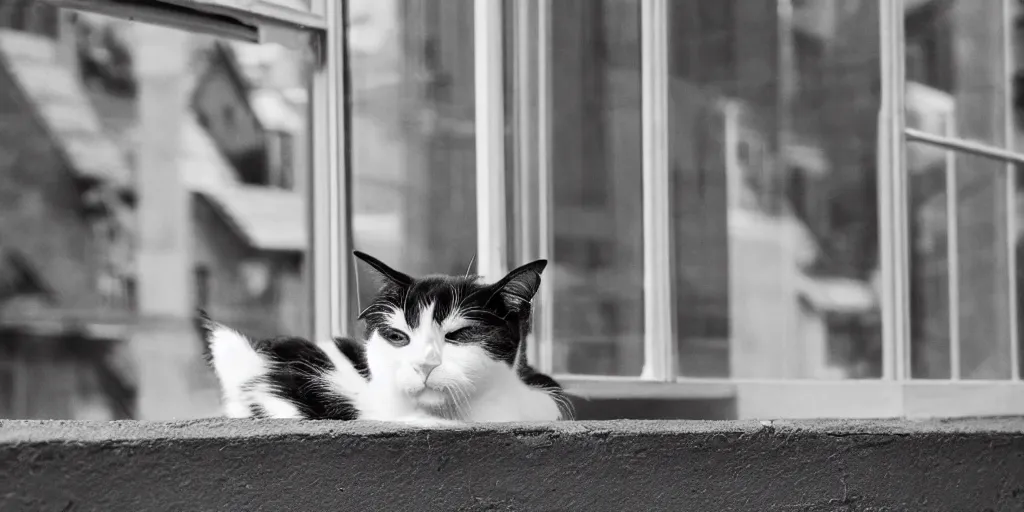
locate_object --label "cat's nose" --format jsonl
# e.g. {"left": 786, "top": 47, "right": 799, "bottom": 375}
{"left": 417, "top": 361, "right": 439, "bottom": 378}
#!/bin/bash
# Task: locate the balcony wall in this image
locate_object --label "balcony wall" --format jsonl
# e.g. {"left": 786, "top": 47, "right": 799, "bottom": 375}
{"left": 1, "top": 418, "right": 1022, "bottom": 511}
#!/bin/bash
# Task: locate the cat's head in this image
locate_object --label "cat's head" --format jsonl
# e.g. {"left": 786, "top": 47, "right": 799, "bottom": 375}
{"left": 355, "top": 251, "right": 547, "bottom": 412}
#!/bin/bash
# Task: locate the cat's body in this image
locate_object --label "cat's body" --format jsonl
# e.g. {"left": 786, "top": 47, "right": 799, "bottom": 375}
{"left": 203, "top": 252, "right": 570, "bottom": 424}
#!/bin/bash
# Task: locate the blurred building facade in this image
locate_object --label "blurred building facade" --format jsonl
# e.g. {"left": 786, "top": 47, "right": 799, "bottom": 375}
{"left": 0, "top": 1, "right": 311, "bottom": 419}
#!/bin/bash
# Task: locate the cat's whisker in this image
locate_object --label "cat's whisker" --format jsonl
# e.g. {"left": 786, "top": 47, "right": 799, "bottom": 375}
{"left": 450, "top": 382, "right": 473, "bottom": 420}
{"left": 550, "top": 390, "right": 576, "bottom": 420}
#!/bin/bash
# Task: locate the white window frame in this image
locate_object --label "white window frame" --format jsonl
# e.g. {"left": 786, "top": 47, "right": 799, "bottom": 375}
{"left": 61, "top": 0, "right": 1024, "bottom": 419}
{"left": 493, "top": 0, "right": 1024, "bottom": 419}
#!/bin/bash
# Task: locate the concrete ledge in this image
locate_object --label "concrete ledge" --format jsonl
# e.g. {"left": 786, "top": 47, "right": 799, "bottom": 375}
{"left": 2, "top": 418, "right": 1023, "bottom": 511}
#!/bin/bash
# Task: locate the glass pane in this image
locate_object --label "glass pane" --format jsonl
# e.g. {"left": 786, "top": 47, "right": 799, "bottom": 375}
{"left": 0, "top": 4, "right": 315, "bottom": 418}
{"left": 905, "top": 0, "right": 1009, "bottom": 149}
{"left": 908, "top": 142, "right": 1015, "bottom": 380}
{"left": 543, "top": 0, "right": 643, "bottom": 376}
{"left": 669, "top": 1, "right": 883, "bottom": 379}
{"left": 906, "top": 1, "right": 1015, "bottom": 380}
{"left": 349, "top": 0, "right": 478, "bottom": 309}
{"left": 907, "top": 141, "right": 952, "bottom": 379}
{"left": 505, "top": 0, "right": 644, "bottom": 376}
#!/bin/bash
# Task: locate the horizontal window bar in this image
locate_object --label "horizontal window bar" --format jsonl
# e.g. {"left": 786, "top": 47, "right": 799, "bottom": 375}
{"left": 905, "top": 127, "right": 1024, "bottom": 166}
{"left": 41, "top": 0, "right": 323, "bottom": 46}
{"left": 42, "top": 0, "right": 257, "bottom": 41}
{"left": 164, "top": 0, "right": 326, "bottom": 30}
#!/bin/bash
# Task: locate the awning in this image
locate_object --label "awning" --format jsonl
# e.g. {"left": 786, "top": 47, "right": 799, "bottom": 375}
{"left": 196, "top": 185, "right": 307, "bottom": 252}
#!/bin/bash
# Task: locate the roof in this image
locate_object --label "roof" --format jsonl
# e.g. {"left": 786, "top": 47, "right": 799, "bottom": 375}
{"left": 179, "top": 110, "right": 307, "bottom": 253}
{"left": 179, "top": 113, "right": 241, "bottom": 190}
{"left": 196, "top": 185, "right": 307, "bottom": 252}
{"left": 0, "top": 29, "right": 131, "bottom": 188}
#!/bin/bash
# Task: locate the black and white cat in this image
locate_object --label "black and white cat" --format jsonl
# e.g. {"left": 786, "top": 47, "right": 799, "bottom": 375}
{"left": 201, "top": 251, "right": 570, "bottom": 425}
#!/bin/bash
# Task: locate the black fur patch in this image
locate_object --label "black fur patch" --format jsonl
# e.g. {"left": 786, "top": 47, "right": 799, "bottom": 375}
{"left": 518, "top": 364, "right": 572, "bottom": 419}
{"left": 248, "top": 335, "right": 362, "bottom": 420}
{"left": 332, "top": 336, "right": 370, "bottom": 379}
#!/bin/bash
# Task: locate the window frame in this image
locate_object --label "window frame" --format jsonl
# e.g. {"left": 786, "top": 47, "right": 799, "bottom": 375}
{"left": 56, "top": 0, "right": 1024, "bottom": 419}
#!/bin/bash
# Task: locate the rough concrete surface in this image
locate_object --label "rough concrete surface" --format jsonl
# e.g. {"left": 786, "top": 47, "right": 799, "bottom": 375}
{"left": 1, "top": 418, "right": 1023, "bottom": 511}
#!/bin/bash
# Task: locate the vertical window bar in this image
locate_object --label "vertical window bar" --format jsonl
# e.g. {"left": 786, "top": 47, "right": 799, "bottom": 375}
{"left": 879, "top": 0, "right": 909, "bottom": 380}
{"left": 1004, "top": 0, "right": 1020, "bottom": 381}
{"left": 310, "top": 0, "right": 352, "bottom": 340}
{"left": 640, "top": 0, "right": 675, "bottom": 381}
{"left": 535, "top": 0, "right": 556, "bottom": 374}
{"left": 475, "top": 0, "right": 509, "bottom": 283}
{"left": 945, "top": 120, "right": 961, "bottom": 380}
{"left": 512, "top": 0, "right": 542, "bottom": 367}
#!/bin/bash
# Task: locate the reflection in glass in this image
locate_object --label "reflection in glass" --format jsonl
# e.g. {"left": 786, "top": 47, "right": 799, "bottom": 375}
{"left": 908, "top": 140, "right": 953, "bottom": 379}
{"left": 909, "top": 141, "right": 1011, "bottom": 380}
{"left": 906, "top": 0, "right": 1007, "bottom": 148}
{"left": 538, "top": 0, "right": 644, "bottom": 376}
{"left": 0, "top": 5, "right": 314, "bottom": 418}
{"left": 907, "top": 0, "right": 1014, "bottom": 379}
{"left": 348, "top": 0, "right": 478, "bottom": 311}
{"left": 669, "top": 0, "right": 883, "bottom": 379}
{"left": 908, "top": 141, "right": 1015, "bottom": 380}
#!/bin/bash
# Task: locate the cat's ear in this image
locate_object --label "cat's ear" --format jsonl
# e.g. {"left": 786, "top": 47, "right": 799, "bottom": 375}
{"left": 489, "top": 259, "right": 547, "bottom": 312}
{"left": 353, "top": 251, "right": 413, "bottom": 288}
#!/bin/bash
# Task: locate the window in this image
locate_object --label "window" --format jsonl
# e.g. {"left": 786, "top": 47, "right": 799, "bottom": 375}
{"left": 501, "top": 0, "right": 1024, "bottom": 418}
{"left": 10, "top": 0, "right": 1024, "bottom": 421}
{"left": 905, "top": 0, "right": 1018, "bottom": 381}
{"left": 0, "top": 0, "right": 329, "bottom": 421}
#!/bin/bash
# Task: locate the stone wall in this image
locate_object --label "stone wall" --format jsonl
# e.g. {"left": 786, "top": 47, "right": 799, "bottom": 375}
{"left": 1, "top": 418, "right": 1022, "bottom": 511}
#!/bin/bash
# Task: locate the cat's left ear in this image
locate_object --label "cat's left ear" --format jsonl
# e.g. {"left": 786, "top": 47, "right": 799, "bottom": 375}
{"left": 489, "top": 259, "right": 547, "bottom": 312}
{"left": 353, "top": 251, "right": 413, "bottom": 289}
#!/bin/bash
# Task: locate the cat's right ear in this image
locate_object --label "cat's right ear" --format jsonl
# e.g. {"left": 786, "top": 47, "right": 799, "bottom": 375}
{"left": 353, "top": 251, "right": 413, "bottom": 288}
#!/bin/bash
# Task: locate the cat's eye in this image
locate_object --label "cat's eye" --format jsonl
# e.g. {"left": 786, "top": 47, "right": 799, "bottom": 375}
{"left": 379, "top": 328, "right": 410, "bottom": 347}
{"left": 444, "top": 327, "right": 474, "bottom": 343}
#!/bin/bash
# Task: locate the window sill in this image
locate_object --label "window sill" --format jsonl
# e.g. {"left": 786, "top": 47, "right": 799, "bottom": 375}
{"left": 559, "top": 375, "right": 736, "bottom": 400}
{"left": 558, "top": 376, "right": 1024, "bottom": 419}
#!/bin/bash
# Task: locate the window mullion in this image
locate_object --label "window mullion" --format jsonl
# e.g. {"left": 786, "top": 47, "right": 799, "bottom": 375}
{"left": 879, "top": 0, "right": 909, "bottom": 381}
{"left": 640, "top": 0, "right": 675, "bottom": 382}
{"left": 1003, "top": 0, "right": 1020, "bottom": 381}
{"left": 310, "top": 0, "right": 351, "bottom": 340}
{"left": 946, "top": 119, "right": 962, "bottom": 380}
{"left": 535, "top": 0, "right": 556, "bottom": 375}
{"left": 474, "top": 0, "right": 509, "bottom": 284}
{"left": 511, "top": 0, "right": 545, "bottom": 369}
